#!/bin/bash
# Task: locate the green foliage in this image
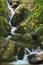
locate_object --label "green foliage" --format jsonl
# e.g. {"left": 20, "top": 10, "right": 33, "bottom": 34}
{"left": 0, "top": 0, "right": 10, "bottom": 20}
{"left": 0, "top": 0, "right": 10, "bottom": 37}
{"left": 0, "top": 0, "right": 43, "bottom": 61}
{"left": 0, "top": 16, "right": 11, "bottom": 37}
{"left": 27, "top": 0, "right": 43, "bottom": 31}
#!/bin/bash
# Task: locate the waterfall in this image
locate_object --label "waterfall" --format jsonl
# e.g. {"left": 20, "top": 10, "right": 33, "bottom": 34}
{"left": 23, "top": 47, "right": 31, "bottom": 61}
{"left": 6, "top": 0, "right": 43, "bottom": 64}
{"left": 15, "top": 47, "right": 32, "bottom": 64}
{"left": 6, "top": 0, "right": 17, "bottom": 39}
{"left": 10, "top": 47, "right": 30, "bottom": 64}
{"left": 6, "top": 0, "right": 21, "bottom": 39}
{"left": 9, "top": 47, "right": 43, "bottom": 64}
{"left": 6, "top": 0, "right": 14, "bottom": 27}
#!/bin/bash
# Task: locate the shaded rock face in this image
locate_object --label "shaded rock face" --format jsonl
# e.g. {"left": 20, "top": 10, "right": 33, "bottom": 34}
{"left": 11, "top": 8, "right": 29, "bottom": 27}
{"left": 17, "top": 47, "right": 25, "bottom": 60}
{"left": 28, "top": 54, "right": 43, "bottom": 64}
{"left": 8, "top": 0, "right": 20, "bottom": 8}
{"left": 15, "top": 26, "right": 26, "bottom": 34}
{"left": 31, "top": 33, "right": 40, "bottom": 45}
{"left": 12, "top": 2, "right": 20, "bottom": 8}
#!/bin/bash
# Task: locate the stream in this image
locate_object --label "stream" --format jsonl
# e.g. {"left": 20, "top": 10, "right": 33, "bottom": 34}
{"left": 2, "top": 0, "right": 43, "bottom": 65}
{"left": 6, "top": 0, "right": 16, "bottom": 39}
{"left": 6, "top": 0, "right": 21, "bottom": 39}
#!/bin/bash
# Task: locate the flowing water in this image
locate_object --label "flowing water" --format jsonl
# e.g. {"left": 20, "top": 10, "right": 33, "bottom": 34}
{"left": 1, "top": 62, "right": 43, "bottom": 65}
{"left": 2, "top": 0, "right": 43, "bottom": 65}
{"left": 6, "top": 0, "right": 19, "bottom": 39}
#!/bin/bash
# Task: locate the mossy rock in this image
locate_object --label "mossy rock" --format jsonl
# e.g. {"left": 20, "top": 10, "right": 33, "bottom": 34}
{"left": 0, "top": 36, "right": 43, "bottom": 61}
{"left": 0, "top": 0, "right": 10, "bottom": 37}
{"left": 15, "top": 26, "right": 27, "bottom": 34}
{"left": 0, "top": 36, "right": 16, "bottom": 61}
{"left": 35, "top": 26, "right": 43, "bottom": 37}
{"left": 11, "top": 8, "right": 29, "bottom": 27}
{"left": 8, "top": 0, "right": 20, "bottom": 9}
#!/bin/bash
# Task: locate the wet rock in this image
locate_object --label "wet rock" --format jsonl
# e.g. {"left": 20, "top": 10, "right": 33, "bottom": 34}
{"left": 28, "top": 54, "right": 43, "bottom": 64}
{"left": 9, "top": 2, "right": 12, "bottom": 5}
{"left": 17, "top": 47, "right": 25, "bottom": 60}
{"left": 12, "top": 2, "right": 20, "bottom": 8}
{"left": 8, "top": 0, "right": 20, "bottom": 8}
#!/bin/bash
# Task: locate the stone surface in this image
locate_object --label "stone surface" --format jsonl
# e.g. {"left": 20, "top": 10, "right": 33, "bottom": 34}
{"left": 28, "top": 54, "right": 43, "bottom": 64}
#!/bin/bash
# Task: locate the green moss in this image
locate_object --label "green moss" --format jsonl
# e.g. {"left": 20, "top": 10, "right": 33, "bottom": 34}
{"left": 0, "top": 36, "right": 16, "bottom": 61}
{"left": 27, "top": 0, "right": 43, "bottom": 31}
{"left": 0, "top": 0, "right": 43, "bottom": 61}
{"left": 12, "top": 8, "right": 29, "bottom": 27}
{"left": 0, "top": 0, "right": 10, "bottom": 20}
{"left": 0, "top": 16, "right": 11, "bottom": 37}
{"left": 0, "top": 0, "right": 10, "bottom": 37}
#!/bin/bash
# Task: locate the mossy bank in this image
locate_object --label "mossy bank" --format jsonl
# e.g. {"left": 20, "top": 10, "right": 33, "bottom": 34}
{"left": 0, "top": 0, "right": 10, "bottom": 37}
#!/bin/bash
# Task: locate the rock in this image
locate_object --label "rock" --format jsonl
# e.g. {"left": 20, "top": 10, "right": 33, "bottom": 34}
{"left": 17, "top": 47, "right": 25, "bottom": 60}
{"left": 0, "top": 36, "right": 16, "bottom": 61}
{"left": 28, "top": 54, "right": 43, "bottom": 64}
{"left": 11, "top": 8, "right": 29, "bottom": 27}
{"left": 12, "top": 2, "right": 20, "bottom": 8}
{"left": 9, "top": 2, "right": 12, "bottom": 5}
{"left": 15, "top": 26, "right": 26, "bottom": 34}
{"left": 8, "top": 0, "right": 20, "bottom": 8}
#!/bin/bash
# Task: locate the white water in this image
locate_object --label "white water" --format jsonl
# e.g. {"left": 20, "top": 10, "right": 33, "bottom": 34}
{"left": 6, "top": 0, "right": 14, "bottom": 27}
{"left": 6, "top": 0, "right": 17, "bottom": 38}
{"left": 6, "top": 35, "right": 11, "bottom": 39}
{"left": 10, "top": 47, "right": 29, "bottom": 65}
{"left": 9, "top": 47, "right": 43, "bottom": 65}
{"left": 6, "top": 0, "right": 18, "bottom": 38}
{"left": 6, "top": 0, "right": 43, "bottom": 64}
{"left": 6, "top": 0, "right": 21, "bottom": 38}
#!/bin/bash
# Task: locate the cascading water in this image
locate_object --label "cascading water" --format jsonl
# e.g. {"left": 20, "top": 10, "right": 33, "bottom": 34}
{"left": 9, "top": 47, "right": 43, "bottom": 64}
{"left": 23, "top": 47, "right": 31, "bottom": 61}
{"left": 15, "top": 47, "right": 21, "bottom": 61}
{"left": 6, "top": 0, "right": 43, "bottom": 64}
{"left": 6, "top": 0, "right": 17, "bottom": 39}
{"left": 6, "top": 0, "right": 21, "bottom": 39}
{"left": 6, "top": 0, "right": 14, "bottom": 27}
{"left": 10, "top": 47, "right": 30, "bottom": 64}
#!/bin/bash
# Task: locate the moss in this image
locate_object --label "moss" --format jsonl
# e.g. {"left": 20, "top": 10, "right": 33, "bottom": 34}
{"left": 0, "top": 0, "right": 43, "bottom": 61}
{"left": 12, "top": 8, "right": 29, "bottom": 26}
{"left": 0, "top": 0, "right": 10, "bottom": 20}
{"left": 0, "top": 0, "right": 10, "bottom": 37}
{"left": 0, "top": 36, "right": 16, "bottom": 61}
{"left": 27, "top": 0, "right": 43, "bottom": 31}
{"left": 0, "top": 16, "right": 11, "bottom": 37}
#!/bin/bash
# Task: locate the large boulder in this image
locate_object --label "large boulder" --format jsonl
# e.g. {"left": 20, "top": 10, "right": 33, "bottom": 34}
{"left": 11, "top": 8, "right": 29, "bottom": 27}
{"left": 0, "top": 36, "right": 16, "bottom": 61}
{"left": 28, "top": 54, "right": 43, "bottom": 64}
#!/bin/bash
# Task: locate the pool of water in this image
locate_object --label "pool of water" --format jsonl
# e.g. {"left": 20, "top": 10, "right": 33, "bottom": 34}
{"left": 1, "top": 62, "right": 43, "bottom": 65}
